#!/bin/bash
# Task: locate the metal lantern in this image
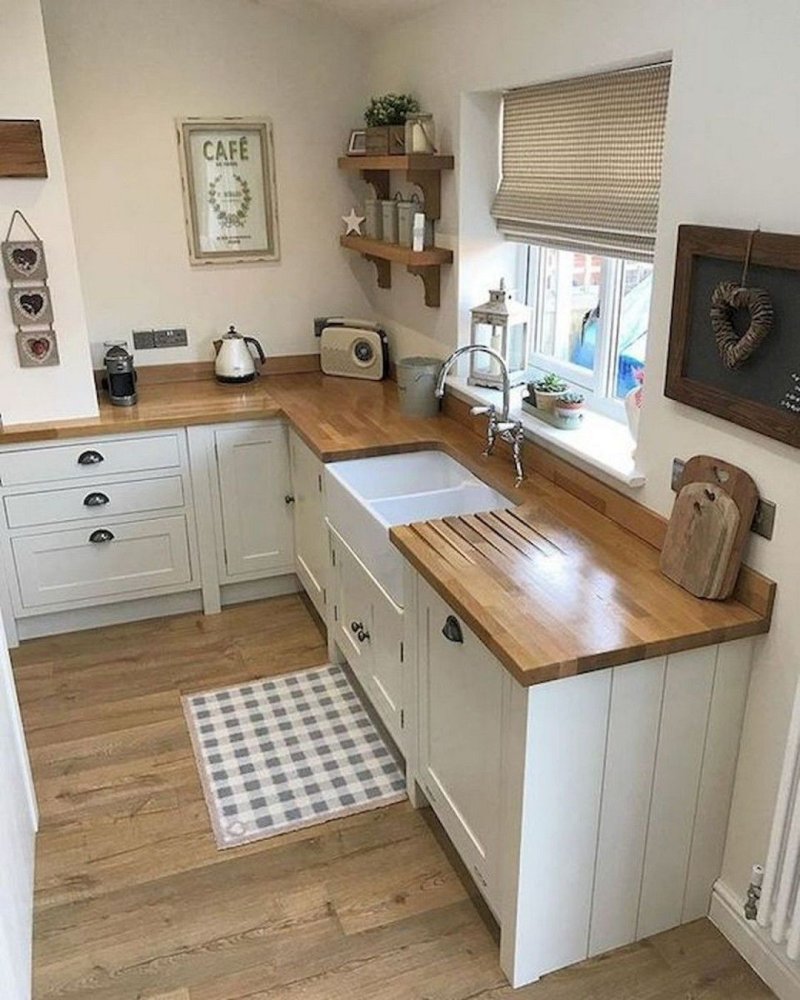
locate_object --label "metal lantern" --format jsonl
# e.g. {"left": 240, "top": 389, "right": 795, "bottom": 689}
{"left": 468, "top": 279, "right": 531, "bottom": 389}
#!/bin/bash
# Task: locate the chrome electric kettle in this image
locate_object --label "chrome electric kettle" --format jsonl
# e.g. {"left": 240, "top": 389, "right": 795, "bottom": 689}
{"left": 213, "top": 326, "right": 266, "bottom": 384}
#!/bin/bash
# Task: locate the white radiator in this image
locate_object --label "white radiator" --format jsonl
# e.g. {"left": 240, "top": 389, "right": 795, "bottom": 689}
{"left": 758, "top": 681, "right": 800, "bottom": 960}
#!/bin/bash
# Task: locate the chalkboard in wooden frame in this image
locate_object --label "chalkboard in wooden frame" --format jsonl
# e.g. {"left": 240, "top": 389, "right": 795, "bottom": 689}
{"left": 665, "top": 224, "right": 800, "bottom": 448}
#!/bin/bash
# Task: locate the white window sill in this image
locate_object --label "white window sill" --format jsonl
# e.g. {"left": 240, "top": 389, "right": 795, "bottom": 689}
{"left": 445, "top": 377, "right": 646, "bottom": 489}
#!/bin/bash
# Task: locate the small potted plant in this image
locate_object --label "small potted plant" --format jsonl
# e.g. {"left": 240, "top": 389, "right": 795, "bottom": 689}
{"left": 530, "top": 372, "right": 568, "bottom": 412}
{"left": 554, "top": 391, "right": 585, "bottom": 427}
{"left": 364, "top": 93, "right": 421, "bottom": 155}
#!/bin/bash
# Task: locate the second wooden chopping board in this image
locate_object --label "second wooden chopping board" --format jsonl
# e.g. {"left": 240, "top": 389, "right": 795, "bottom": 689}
{"left": 660, "top": 456, "right": 758, "bottom": 599}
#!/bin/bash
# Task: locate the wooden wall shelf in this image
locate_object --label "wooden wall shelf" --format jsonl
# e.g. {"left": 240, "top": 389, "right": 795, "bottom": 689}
{"left": 339, "top": 154, "right": 454, "bottom": 306}
{"left": 0, "top": 120, "right": 47, "bottom": 178}
{"left": 340, "top": 234, "right": 452, "bottom": 307}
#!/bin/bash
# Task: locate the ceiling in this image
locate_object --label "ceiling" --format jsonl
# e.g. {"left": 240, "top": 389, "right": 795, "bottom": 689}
{"left": 311, "top": 0, "right": 446, "bottom": 31}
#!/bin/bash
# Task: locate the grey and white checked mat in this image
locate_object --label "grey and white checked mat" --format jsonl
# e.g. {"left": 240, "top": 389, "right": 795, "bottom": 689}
{"left": 183, "top": 663, "right": 407, "bottom": 848}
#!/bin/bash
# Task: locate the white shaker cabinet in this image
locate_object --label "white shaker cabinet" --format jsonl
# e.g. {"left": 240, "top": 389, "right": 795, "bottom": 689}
{"left": 213, "top": 423, "right": 294, "bottom": 581}
{"left": 406, "top": 571, "right": 754, "bottom": 989}
{"left": 288, "top": 430, "right": 327, "bottom": 618}
{"left": 416, "top": 579, "right": 504, "bottom": 913}
{"left": 329, "top": 525, "right": 404, "bottom": 748}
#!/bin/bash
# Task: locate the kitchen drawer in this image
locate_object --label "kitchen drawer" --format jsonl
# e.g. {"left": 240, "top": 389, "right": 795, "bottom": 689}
{"left": 0, "top": 433, "right": 182, "bottom": 487}
{"left": 4, "top": 476, "right": 185, "bottom": 528}
{"left": 12, "top": 515, "right": 192, "bottom": 609}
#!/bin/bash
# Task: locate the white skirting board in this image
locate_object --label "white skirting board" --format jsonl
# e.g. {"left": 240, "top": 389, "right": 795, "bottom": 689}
{"left": 710, "top": 880, "right": 800, "bottom": 1000}
{"left": 15, "top": 574, "right": 300, "bottom": 640}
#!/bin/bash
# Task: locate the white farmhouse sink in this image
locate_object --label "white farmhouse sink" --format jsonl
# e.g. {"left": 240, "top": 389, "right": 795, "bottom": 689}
{"left": 325, "top": 450, "right": 509, "bottom": 607}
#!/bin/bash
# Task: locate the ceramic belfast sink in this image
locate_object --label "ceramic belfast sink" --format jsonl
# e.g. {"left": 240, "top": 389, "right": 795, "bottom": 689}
{"left": 325, "top": 450, "right": 510, "bottom": 607}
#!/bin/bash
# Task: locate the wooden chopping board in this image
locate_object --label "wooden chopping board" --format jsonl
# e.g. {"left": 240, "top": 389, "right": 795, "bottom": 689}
{"left": 660, "top": 456, "right": 758, "bottom": 599}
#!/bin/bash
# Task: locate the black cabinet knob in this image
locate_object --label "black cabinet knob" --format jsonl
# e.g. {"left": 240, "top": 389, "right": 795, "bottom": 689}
{"left": 83, "top": 491, "right": 110, "bottom": 507}
{"left": 357, "top": 629, "right": 370, "bottom": 643}
{"left": 285, "top": 494, "right": 295, "bottom": 505}
{"left": 442, "top": 615, "right": 464, "bottom": 644}
{"left": 77, "top": 450, "right": 104, "bottom": 465}
{"left": 350, "top": 620, "right": 362, "bottom": 633}
{"left": 89, "top": 528, "right": 114, "bottom": 543}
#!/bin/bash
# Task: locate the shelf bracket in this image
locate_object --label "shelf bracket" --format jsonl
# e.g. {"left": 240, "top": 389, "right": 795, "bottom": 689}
{"left": 407, "top": 264, "right": 440, "bottom": 307}
{"left": 361, "top": 170, "right": 390, "bottom": 201}
{"left": 366, "top": 254, "right": 391, "bottom": 289}
{"left": 406, "top": 169, "right": 440, "bottom": 220}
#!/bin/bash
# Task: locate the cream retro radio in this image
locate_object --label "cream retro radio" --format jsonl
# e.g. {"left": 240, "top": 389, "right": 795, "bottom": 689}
{"left": 314, "top": 317, "right": 388, "bottom": 381}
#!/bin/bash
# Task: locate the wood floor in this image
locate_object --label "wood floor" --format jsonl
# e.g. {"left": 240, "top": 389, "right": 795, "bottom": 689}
{"left": 11, "top": 594, "right": 774, "bottom": 1000}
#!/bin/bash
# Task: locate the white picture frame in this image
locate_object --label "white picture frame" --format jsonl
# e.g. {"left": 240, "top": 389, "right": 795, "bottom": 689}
{"left": 177, "top": 117, "right": 280, "bottom": 265}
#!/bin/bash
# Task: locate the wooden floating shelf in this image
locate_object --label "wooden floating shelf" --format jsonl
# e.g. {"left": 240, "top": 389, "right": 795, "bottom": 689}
{"left": 338, "top": 154, "right": 454, "bottom": 172}
{"left": 340, "top": 235, "right": 453, "bottom": 308}
{"left": 0, "top": 120, "right": 47, "bottom": 178}
{"left": 339, "top": 235, "right": 452, "bottom": 266}
{"left": 338, "top": 153, "right": 454, "bottom": 306}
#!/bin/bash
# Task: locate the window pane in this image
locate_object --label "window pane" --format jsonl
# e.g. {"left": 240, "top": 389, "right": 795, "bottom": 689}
{"left": 539, "top": 249, "right": 601, "bottom": 373}
{"left": 613, "top": 260, "right": 652, "bottom": 398}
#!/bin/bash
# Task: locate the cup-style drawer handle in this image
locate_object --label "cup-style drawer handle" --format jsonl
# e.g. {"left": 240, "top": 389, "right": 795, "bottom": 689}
{"left": 89, "top": 528, "right": 114, "bottom": 544}
{"left": 442, "top": 615, "right": 464, "bottom": 644}
{"left": 78, "top": 450, "right": 104, "bottom": 465}
{"left": 83, "top": 492, "right": 110, "bottom": 507}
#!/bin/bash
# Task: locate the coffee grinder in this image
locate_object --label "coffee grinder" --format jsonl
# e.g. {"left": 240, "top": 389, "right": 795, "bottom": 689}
{"left": 102, "top": 344, "right": 138, "bottom": 406}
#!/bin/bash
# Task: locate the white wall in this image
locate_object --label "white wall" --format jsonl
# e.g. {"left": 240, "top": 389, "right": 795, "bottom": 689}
{"left": 365, "top": 0, "right": 800, "bottom": 907}
{"left": 41, "top": 0, "right": 372, "bottom": 367}
{"left": 0, "top": 0, "right": 97, "bottom": 425}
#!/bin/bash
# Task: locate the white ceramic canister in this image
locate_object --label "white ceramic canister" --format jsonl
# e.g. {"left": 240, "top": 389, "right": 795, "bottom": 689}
{"left": 396, "top": 194, "right": 422, "bottom": 247}
{"left": 381, "top": 199, "right": 398, "bottom": 243}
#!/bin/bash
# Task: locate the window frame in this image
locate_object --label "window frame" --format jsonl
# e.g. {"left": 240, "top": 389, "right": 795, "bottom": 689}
{"left": 518, "top": 243, "right": 648, "bottom": 422}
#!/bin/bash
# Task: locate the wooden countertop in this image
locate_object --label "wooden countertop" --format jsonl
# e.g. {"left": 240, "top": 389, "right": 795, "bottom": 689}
{"left": 0, "top": 371, "right": 775, "bottom": 686}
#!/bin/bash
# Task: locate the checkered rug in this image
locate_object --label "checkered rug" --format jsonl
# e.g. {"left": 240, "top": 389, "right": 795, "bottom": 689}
{"left": 183, "top": 663, "right": 407, "bottom": 848}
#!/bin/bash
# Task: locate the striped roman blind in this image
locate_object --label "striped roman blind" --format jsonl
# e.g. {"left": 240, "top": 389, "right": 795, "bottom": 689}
{"left": 491, "top": 62, "right": 671, "bottom": 259}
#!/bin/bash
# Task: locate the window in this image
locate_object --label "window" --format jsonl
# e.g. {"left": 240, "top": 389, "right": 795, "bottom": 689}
{"left": 519, "top": 244, "right": 652, "bottom": 412}
{"left": 492, "top": 62, "right": 669, "bottom": 417}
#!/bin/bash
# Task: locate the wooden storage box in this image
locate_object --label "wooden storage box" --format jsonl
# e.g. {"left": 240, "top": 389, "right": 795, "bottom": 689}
{"left": 365, "top": 125, "right": 406, "bottom": 156}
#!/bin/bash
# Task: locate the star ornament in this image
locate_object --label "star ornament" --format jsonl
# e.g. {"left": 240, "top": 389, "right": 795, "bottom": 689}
{"left": 342, "top": 207, "right": 365, "bottom": 236}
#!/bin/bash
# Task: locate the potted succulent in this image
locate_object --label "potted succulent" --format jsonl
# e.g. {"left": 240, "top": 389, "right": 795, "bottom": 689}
{"left": 530, "top": 372, "right": 568, "bottom": 412}
{"left": 364, "top": 93, "right": 421, "bottom": 155}
{"left": 554, "top": 391, "right": 585, "bottom": 427}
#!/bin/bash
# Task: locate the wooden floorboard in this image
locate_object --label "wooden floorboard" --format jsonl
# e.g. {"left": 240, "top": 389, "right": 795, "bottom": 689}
{"left": 12, "top": 594, "right": 774, "bottom": 1000}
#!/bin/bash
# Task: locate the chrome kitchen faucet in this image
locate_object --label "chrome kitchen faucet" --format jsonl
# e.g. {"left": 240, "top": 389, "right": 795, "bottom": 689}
{"left": 434, "top": 345, "right": 525, "bottom": 486}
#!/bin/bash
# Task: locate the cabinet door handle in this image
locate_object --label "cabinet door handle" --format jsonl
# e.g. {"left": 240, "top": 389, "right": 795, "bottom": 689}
{"left": 284, "top": 494, "right": 295, "bottom": 505}
{"left": 89, "top": 528, "right": 114, "bottom": 543}
{"left": 357, "top": 629, "right": 370, "bottom": 643}
{"left": 350, "top": 620, "right": 363, "bottom": 633}
{"left": 83, "top": 491, "right": 110, "bottom": 507}
{"left": 77, "top": 449, "right": 104, "bottom": 465}
{"left": 442, "top": 615, "right": 464, "bottom": 643}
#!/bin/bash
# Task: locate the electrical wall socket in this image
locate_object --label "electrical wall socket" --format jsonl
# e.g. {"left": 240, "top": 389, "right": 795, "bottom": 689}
{"left": 670, "top": 457, "right": 776, "bottom": 540}
{"left": 133, "top": 328, "right": 188, "bottom": 350}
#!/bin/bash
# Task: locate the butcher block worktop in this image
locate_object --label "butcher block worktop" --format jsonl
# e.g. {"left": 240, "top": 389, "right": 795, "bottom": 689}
{"left": 0, "top": 369, "right": 774, "bottom": 685}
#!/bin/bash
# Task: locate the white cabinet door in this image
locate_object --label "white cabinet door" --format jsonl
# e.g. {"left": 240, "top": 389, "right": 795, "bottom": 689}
{"left": 330, "top": 527, "right": 404, "bottom": 747}
{"left": 215, "top": 424, "right": 294, "bottom": 580}
{"left": 288, "top": 430, "right": 327, "bottom": 617}
{"left": 417, "top": 578, "right": 504, "bottom": 911}
{"left": 0, "top": 617, "right": 36, "bottom": 1000}
{"left": 332, "top": 531, "right": 375, "bottom": 694}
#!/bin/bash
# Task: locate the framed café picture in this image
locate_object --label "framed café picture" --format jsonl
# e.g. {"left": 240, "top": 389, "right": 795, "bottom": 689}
{"left": 177, "top": 117, "right": 280, "bottom": 265}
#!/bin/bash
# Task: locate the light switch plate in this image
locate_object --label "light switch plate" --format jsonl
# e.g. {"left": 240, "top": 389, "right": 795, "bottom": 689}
{"left": 670, "top": 457, "right": 776, "bottom": 540}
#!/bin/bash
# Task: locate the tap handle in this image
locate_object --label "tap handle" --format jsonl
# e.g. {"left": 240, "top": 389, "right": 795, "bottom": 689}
{"left": 495, "top": 420, "right": 518, "bottom": 433}
{"left": 470, "top": 404, "right": 494, "bottom": 416}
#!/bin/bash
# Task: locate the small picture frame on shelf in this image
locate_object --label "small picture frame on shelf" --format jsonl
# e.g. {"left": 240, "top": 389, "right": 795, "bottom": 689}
{"left": 347, "top": 129, "right": 367, "bottom": 156}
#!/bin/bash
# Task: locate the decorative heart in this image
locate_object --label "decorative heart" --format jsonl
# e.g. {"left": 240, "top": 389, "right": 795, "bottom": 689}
{"left": 710, "top": 281, "right": 774, "bottom": 370}
{"left": 19, "top": 292, "right": 44, "bottom": 317}
{"left": 28, "top": 337, "right": 49, "bottom": 358}
{"left": 11, "top": 247, "right": 37, "bottom": 271}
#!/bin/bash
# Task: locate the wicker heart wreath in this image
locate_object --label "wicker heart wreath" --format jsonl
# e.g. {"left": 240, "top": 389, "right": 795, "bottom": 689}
{"left": 710, "top": 280, "right": 774, "bottom": 370}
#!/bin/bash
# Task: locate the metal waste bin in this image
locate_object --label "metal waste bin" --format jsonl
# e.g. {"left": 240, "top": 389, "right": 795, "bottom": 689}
{"left": 396, "top": 356, "right": 443, "bottom": 418}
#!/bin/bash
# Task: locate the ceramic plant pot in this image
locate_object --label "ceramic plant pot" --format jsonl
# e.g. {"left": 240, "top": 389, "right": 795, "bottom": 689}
{"left": 533, "top": 387, "right": 567, "bottom": 413}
